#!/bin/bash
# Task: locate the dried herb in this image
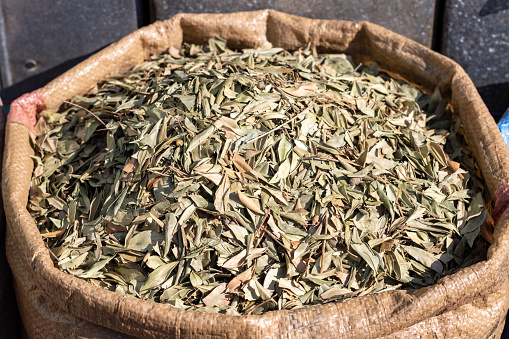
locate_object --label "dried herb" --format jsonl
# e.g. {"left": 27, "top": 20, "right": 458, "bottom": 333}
{"left": 29, "top": 37, "right": 488, "bottom": 315}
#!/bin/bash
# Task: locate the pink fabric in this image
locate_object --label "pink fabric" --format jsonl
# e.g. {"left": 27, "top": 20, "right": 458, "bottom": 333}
{"left": 493, "top": 182, "right": 509, "bottom": 224}
{"left": 7, "top": 91, "right": 45, "bottom": 134}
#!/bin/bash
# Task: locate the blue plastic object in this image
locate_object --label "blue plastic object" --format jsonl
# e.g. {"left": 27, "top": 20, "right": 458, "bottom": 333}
{"left": 498, "top": 107, "right": 509, "bottom": 146}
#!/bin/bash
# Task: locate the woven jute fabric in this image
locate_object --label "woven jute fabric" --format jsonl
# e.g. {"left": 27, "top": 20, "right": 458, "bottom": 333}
{"left": 0, "top": 100, "right": 22, "bottom": 338}
{"left": 3, "top": 10, "right": 509, "bottom": 338}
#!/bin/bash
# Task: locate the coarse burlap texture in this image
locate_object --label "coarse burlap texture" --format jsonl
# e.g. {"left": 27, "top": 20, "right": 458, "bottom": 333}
{"left": 0, "top": 100, "right": 22, "bottom": 338}
{"left": 3, "top": 10, "right": 509, "bottom": 339}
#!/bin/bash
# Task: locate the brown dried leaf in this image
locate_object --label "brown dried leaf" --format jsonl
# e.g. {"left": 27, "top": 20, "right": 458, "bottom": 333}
{"left": 238, "top": 191, "right": 264, "bottom": 215}
{"left": 226, "top": 267, "right": 254, "bottom": 292}
{"left": 214, "top": 174, "right": 230, "bottom": 213}
{"left": 194, "top": 164, "right": 223, "bottom": 186}
{"left": 282, "top": 82, "right": 318, "bottom": 97}
{"left": 202, "top": 283, "right": 229, "bottom": 306}
{"left": 232, "top": 153, "right": 257, "bottom": 181}
{"left": 222, "top": 248, "right": 268, "bottom": 269}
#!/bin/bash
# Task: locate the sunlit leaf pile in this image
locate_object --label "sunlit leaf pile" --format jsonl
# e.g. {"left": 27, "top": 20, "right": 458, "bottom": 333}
{"left": 29, "top": 37, "right": 488, "bottom": 315}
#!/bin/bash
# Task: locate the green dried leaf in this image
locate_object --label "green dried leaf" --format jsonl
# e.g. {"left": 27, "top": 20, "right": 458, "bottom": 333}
{"left": 351, "top": 243, "right": 381, "bottom": 274}
{"left": 128, "top": 230, "right": 165, "bottom": 252}
{"left": 403, "top": 245, "right": 443, "bottom": 273}
{"left": 141, "top": 262, "right": 178, "bottom": 292}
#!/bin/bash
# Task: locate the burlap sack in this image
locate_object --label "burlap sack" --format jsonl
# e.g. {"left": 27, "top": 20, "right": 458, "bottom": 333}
{"left": 4, "top": 10, "right": 509, "bottom": 338}
{"left": 0, "top": 100, "right": 22, "bottom": 338}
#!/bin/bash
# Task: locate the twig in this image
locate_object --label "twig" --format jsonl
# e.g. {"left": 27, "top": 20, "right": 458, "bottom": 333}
{"left": 48, "top": 247, "right": 60, "bottom": 262}
{"left": 147, "top": 169, "right": 172, "bottom": 177}
{"left": 313, "top": 91, "right": 369, "bottom": 103}
{"left": 302, "top": 155, "right": 339, "bottom": 162}
{"left": 338, "top": 63, "right": 363, "bottom": 76}
{"left": 242, "top": 293, "right": 277, "bottom": 315}
{"left": 320, "top": 239, "right": 327, "bottom": 274}
{"left": 245, "top": 101, "right": 314, "bottom": 145}
{"left": 320, "top": 211, "right": 329, "bottom": 274}
{"left": 193, "top": 52, "right": 243, "bottom": 60}
{"left": 254, "top": 206, "right": 272, "bottom": 247}
{"left": 168, "top": 165, "right": 189, "bottom": 178}
{"left": 395, "top": 187, "right": 404, "bottom": 217}
{"left": 264, "top": 229, "right": 291, "bottom": 252}
{"left": 266, "top": 75, "right": 301, "bottom": 118}
{"left": 64, "top": 101, "right": 114, "bottom": 130}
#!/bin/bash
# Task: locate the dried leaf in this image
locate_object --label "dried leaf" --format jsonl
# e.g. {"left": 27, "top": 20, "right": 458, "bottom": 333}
{"left": 227, "top": 268, "right": 254, "bottom": 292}
{"left": 403, "top": 245, "right": 443, "bottom": 273}
{"left": 222, "top": 248, "right": 268, "bottom": 269}
{"left": 282, "top": 82, "right": 318, "bottom": 97}
{"left": 237, "top": 191, "right": 264, "bottom": 215}
{"left": 202, "top": 283, "right": 228, "bottom": 306}
{"left": 128, "top": 230, "right": 165, "bottom": 252}
{"left": 214, "top": 175, "right": 230, "bottom": 213}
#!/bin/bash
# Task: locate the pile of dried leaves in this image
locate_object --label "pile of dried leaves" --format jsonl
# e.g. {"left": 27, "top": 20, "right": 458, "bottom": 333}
{"left": 29, "top": 37, "right": 489, "bottom": 315}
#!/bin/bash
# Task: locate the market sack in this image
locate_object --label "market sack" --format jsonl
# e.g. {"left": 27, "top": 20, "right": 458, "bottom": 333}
{"left": 4, "top": 10, "right": 509, "bottom": 338}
